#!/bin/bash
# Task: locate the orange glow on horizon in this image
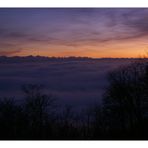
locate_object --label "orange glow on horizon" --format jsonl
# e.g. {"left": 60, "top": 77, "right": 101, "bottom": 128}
{"left": 10, "top": 39, "right": 147, "bottom": 58}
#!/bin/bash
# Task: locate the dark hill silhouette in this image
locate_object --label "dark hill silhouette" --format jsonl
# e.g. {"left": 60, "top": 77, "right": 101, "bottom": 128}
{"left": 0, "top": 55, "right": 137, "bottom": 63}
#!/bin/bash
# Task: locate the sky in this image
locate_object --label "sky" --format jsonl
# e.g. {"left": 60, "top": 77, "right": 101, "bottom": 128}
{"left": 0, "top": 8, "right": 148, "bottom": 58}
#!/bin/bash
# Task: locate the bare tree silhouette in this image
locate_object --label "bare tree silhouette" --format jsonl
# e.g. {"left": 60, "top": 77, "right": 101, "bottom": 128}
{"left": 22, "top": 84, "right": 56, "bottom": 139}
{"left": 103, "top": 60, "right": 148, "bottom": 139}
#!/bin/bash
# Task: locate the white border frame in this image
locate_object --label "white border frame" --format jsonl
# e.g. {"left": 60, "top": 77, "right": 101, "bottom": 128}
{"left": 0, "top": 0, "right": 148, "bottom": 7}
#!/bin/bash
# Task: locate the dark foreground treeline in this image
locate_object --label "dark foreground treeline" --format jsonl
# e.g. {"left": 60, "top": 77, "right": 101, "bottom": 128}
{"left": 1, "top": 59, "right": 148, "bottom": 140}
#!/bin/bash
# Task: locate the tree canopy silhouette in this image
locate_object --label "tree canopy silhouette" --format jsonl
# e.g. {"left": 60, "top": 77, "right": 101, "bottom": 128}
{"left": 103, "top": 60, "right": 148, "bottom": 138}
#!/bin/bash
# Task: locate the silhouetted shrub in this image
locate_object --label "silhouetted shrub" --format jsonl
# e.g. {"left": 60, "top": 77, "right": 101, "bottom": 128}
{"left": 0, "top": 98, "right": 28, "bottom": 139}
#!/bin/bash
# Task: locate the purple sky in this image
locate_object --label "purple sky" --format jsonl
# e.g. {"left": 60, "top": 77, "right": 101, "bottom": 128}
{"left": 0, "top": 8, "right": 148, "bottom": 57}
